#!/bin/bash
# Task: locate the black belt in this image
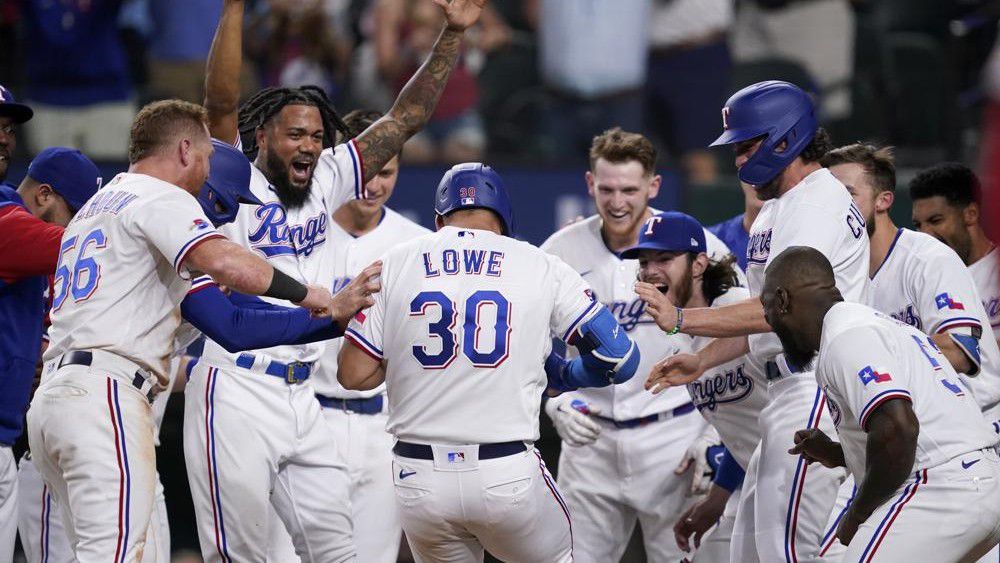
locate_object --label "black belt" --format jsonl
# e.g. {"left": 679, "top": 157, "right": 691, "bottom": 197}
{"left": 316, "top": 394, "right": 384, "bottom": 415}
{"left": 58, "top": 350, "right": 154, "bottom": 402}
{"left": 393, "top": 440, "right": 526, "bottom": 460}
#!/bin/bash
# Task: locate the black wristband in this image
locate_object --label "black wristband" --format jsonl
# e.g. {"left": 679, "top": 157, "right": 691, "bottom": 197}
{"left": 264, "top": 268, "right": 309, "bottom": 303}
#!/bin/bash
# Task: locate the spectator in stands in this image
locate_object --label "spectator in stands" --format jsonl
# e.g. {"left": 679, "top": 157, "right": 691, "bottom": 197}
{"left": 374, "top": 0, "right": 487, "bottom": 164}
{"left": 146, "top": 0, "right": 223, "bottom": 103}
{"left": 527, "top": 0, "right": 650, "bottom": 161}
{"left": 22, "top": 0, "right": 135, "bottom": 160}
{"left": 731, "top": 0, "right": 855, "bottom": 120}
{"left": 248, "top": 0, "right": 353, "bottom": 100}
{"left": 646, "top": 0, "right": 733, "bottom": 185}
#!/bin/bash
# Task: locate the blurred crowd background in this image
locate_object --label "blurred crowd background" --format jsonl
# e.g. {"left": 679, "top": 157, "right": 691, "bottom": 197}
{"left": 4, "top": 1, "right": 1000, "bottom": 561}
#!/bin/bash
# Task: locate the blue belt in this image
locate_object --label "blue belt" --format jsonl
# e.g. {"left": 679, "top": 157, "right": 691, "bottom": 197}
{"left": 316, "top": 394, "right": 384, "bottom": 415}
{"left": 593, "top": 402, "right": 696, "bottom": 429}
{"left": 393, "top": 440, "right": 526, "bottom": 460}
{"left": 235, "top": 353, "right": 312, "bottom": 384}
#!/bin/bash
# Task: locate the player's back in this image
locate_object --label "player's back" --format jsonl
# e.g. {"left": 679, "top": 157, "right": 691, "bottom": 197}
{"left": 817, "top": 301, "right": 997, "bottom": 480}
{"left": 44, "top": 173, "right": 220, "bottom": 382}
{"left": 365, "top": 226, "right": 598, "bottom": 444}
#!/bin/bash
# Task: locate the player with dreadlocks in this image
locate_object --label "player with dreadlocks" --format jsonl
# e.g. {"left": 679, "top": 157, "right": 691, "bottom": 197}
{"left": 181, "top": 1, "right": 487, "bottom": 561}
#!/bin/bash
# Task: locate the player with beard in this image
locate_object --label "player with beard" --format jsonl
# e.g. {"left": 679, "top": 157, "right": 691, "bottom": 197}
{"left": 0, "top": 85, "right": 32, "bottom": 187}
{"left": 540, "top": 129, "right": 739, "bottom": 563}
{"left": 625, "top": 211, "right": 768, "bottom": 562}
{"left": 183, "top": 1, "right": 486, "bottom": 561}
{"left": 910, "top": 164, "right": 999, "bottom": 354}
{"left": 764, "top": 246, "right": 1000, "bottom": 561}
{"left": 641, "top": 81, "right": 868, "bottom": 563}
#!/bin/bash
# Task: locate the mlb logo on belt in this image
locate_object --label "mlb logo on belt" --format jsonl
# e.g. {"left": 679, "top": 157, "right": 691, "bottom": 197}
{"left": 447, "top": 452, "right": 466, "bottom": 463}
{"left": 858, "top": 365, "right": 892, "bottom": 385}
{"left": 935, "top": 292, "right": 965, "bottom": 310}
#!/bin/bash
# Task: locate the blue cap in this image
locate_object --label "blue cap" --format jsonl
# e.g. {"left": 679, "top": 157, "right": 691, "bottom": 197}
{"left": 0, "top": 85, "right": 33, "bottom": 124}
{"left": 27, "top": 147, "right": 102, "bottom": 211}
{"left": 620, "top": 211, "right": 706, "bottom": 259}
{"left": 197, "top": 140, "right": 261, "bottom": 226}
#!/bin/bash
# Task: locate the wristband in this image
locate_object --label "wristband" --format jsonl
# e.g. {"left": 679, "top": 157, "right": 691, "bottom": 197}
{"left": 666, "top": 307, "right": 684, "bottom": 335}
{"left": 264, "top": 268, "right": 309, "bottom": 303}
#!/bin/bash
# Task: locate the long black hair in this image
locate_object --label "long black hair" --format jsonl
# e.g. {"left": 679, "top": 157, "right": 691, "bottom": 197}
{"left": 236, "top": 85, "right": 351, "bottom": 161}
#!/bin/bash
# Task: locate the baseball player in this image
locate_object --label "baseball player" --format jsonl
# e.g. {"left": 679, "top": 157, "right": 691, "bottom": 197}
{"left": 0, "top": 143, "right": 101, "bottom": 562}
{"left": 337, "top": 162, "right": 640, "bottom": 562}
{"left": 17, "top": 139, "right": 364, "bottom": 562}
{"left": 185, "top": 2, "right": 485, "bottom": 560}
{"left": 540, "top": 128, "right": 740, "bottom": 563}
{"left": 707, "top": 182, "right": 764, "bottom": 271}
{"left": 0, "top": 84, "right": 32, "bottom": 186}
{"left": 25, "top": 100, "right": 349, "bottom": 562}
{"left": 642, "top": 81, "right": 869, "bottom": 563}
{"left": 623, "top": 211, "right": 768, "bottom": 562}
{"left": 296, "top": 108, "right": 428, "bottom": 563}
{"left": 765, "top": 246, "right": 1000, "bottom": 561}
{"left": 910, "top": 164, "right": 1000, "bottom": 410}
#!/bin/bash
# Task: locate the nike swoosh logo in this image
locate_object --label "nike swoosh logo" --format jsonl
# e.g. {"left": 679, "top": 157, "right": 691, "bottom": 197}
{"left": 962, "top": 459, "right": 980, "bottom": 469}
{"left": 399, "top": 469, "right": 417, "bottom": 479}
{"left": 579, "top": 269, "right": 593, "bottom": 277}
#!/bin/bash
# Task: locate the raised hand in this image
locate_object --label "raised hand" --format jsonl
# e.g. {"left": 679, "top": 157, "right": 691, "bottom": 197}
{"left": 432, "top": 0, "right": 487, "bottom": 32}
{"left": 646, "top": 353, "right": 704, "bottom": 394}
{"left": 634, "top": 281, "right": 681, "bottom": 333}
{"left": 330, "top": 260, "right": 383, "bottom": 323}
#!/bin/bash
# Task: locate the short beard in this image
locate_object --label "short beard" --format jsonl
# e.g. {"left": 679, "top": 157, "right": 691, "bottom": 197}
{"left": 866, "top": 211, "right": 876, "bottom": 237}
{"left": 673, "top": 261, "right": 695, "bottom": 307}
{"left": 751, "top": 171, "right": 783, "bottom": 201}
{"left": 775, "top": 327, "right": 817, "bottom": 369}
{"left": 264, "top": 148, "right": 310, "bottom": 209}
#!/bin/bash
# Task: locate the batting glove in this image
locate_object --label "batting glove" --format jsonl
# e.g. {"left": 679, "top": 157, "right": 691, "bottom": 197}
{"left": 545, "top": 394, "right": 602, "bottom": 447}
{"left": 674, "top": 424, "right": 722, "bottom": 495}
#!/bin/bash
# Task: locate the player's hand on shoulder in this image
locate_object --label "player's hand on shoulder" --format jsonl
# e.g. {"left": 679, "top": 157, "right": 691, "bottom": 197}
{"left": 544, "top": 395, "right": 601, "bottom": 447}
{"left": 433, "top": 0, "right": 486, "bottom": 32}
{"left": 788, "top": 428, "right": 845, "bottom": 468}
{"left": 296, "top": 285, "right": 337, "bottom": 317}
{"left": 646, "top": 353, "right": 704, "bottom": 393}
{"left": 330, "top": 260, "right": 382, "bottom": 323}
{"left": 634, "top": 281, "right": 681, "bottom": 333}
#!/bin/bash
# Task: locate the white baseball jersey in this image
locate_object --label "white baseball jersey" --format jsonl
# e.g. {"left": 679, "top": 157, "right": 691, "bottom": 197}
{"left": 311, "top": 208, "right": 430, "bottom": 399}
{"left": 869, "top": 228, "right": 1000, "bottom": 411}
{"left": 199, "top": 140, "right": 364, "bottom": 367}
{"left": 746, "top": 168, "right": 870, "bottom": 364}
{"left": 345, "top": 226, "right": 601, "bottom": 444}
{"left": 816, "top": 301, "right": 997, "bottom": 482}
{"left": 43, "top": 173, "right": 222, "bottom": 384}
{"left": 688, "top": 286, "right": 767, "bottom": 467}
{"left": 540, "top": 212, "right": 743, "bottom": 420}
{"left": 970, "top": 245, "right": 1000, "bottom": 341}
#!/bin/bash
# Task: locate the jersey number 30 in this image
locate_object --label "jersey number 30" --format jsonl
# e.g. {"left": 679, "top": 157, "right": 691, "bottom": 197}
{"left": 52, "top": 228, "right": 106, "bottom": 311}
{"left": 409, "top": 290, "right": 512, "bottom": 369}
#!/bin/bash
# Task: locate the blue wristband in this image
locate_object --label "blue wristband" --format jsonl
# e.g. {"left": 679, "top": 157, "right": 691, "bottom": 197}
{"left": 713, "top": 447, "right": 746, "bottom": 493}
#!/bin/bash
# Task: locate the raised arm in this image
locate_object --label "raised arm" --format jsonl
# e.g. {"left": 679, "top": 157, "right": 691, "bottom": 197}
{"left": 353, "top": 0, "right": 485, "bottom": 182}
{"left": 204, "top": 0, "right": 246, "bottom": 143}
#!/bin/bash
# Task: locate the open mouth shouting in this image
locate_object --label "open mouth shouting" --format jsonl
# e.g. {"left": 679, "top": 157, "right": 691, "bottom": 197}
{"left": 289, "top": 157, "right": 315, "bottom": 185}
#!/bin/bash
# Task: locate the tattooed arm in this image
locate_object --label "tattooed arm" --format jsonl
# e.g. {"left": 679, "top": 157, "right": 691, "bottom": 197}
{"left": 353, "top": 0, "right": 485, "bottom": 182}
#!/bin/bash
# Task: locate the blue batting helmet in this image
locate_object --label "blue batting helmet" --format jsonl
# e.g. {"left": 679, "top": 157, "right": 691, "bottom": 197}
{"left": 198, "top": 140, "right": 262, "bottom": 226}
{"left": 710, "top": 80, "right": 818, "bottom": 186}
{"left": 434, "top": 162, "right": 514, "bottom": 236}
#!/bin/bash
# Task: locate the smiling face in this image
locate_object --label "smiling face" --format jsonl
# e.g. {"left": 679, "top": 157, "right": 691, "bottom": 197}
{"left": 0, "top": 116, "right": 16, "bottom": 182}
{"left": 257, "top": 104, "right": 324, "bottom": 208}
{"left": 637, "top": 249, "right": 698, "bottom": 308}
{"left": 346, "top": 155, "right": 399, "bottom": 217}
{"left": 912, "top": 196, "right": 974, "bottom": 264}
{"left": 587, "top": 158, "right": 660, "bottom": 243}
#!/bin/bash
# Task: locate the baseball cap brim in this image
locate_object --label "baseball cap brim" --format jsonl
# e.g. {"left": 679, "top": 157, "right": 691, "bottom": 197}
{"left": 238, "top": 191, "right": 264, "bottom": 206}
{"left": 0, "top": 103, "right": 34, "bottom": 124}
{"left": 620, "top": 241, "right": 686, "bottom": 260}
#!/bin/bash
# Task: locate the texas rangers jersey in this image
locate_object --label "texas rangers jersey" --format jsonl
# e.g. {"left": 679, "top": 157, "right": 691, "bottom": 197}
{"left": 869, "top": 228, "right": 1000, "bottom": 411}
{"left": 816, "top": 301, "right": 997, "bottom": 482}
{"left": 311, "top": 207, "right": 430, "bottom": 399}
{"left": 345, "top": 226, "right": 601, "bottom": 444}
{"left": 969, "top": 246, "right": 1000, "bottom": 341}
{"left": 43, "top": 173, "right": 222, "bottom": 384}
{"left": 199, "top": 140, "right": 364, "bottom": 367}
{"left": 540, "top": 212, "right": 742, "bottom": 420}
{"left": 688, "top": 286, "right": 767, "bottom": 467}
{"left": 746, "top": 168, "right": 870, "bottom": 364}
